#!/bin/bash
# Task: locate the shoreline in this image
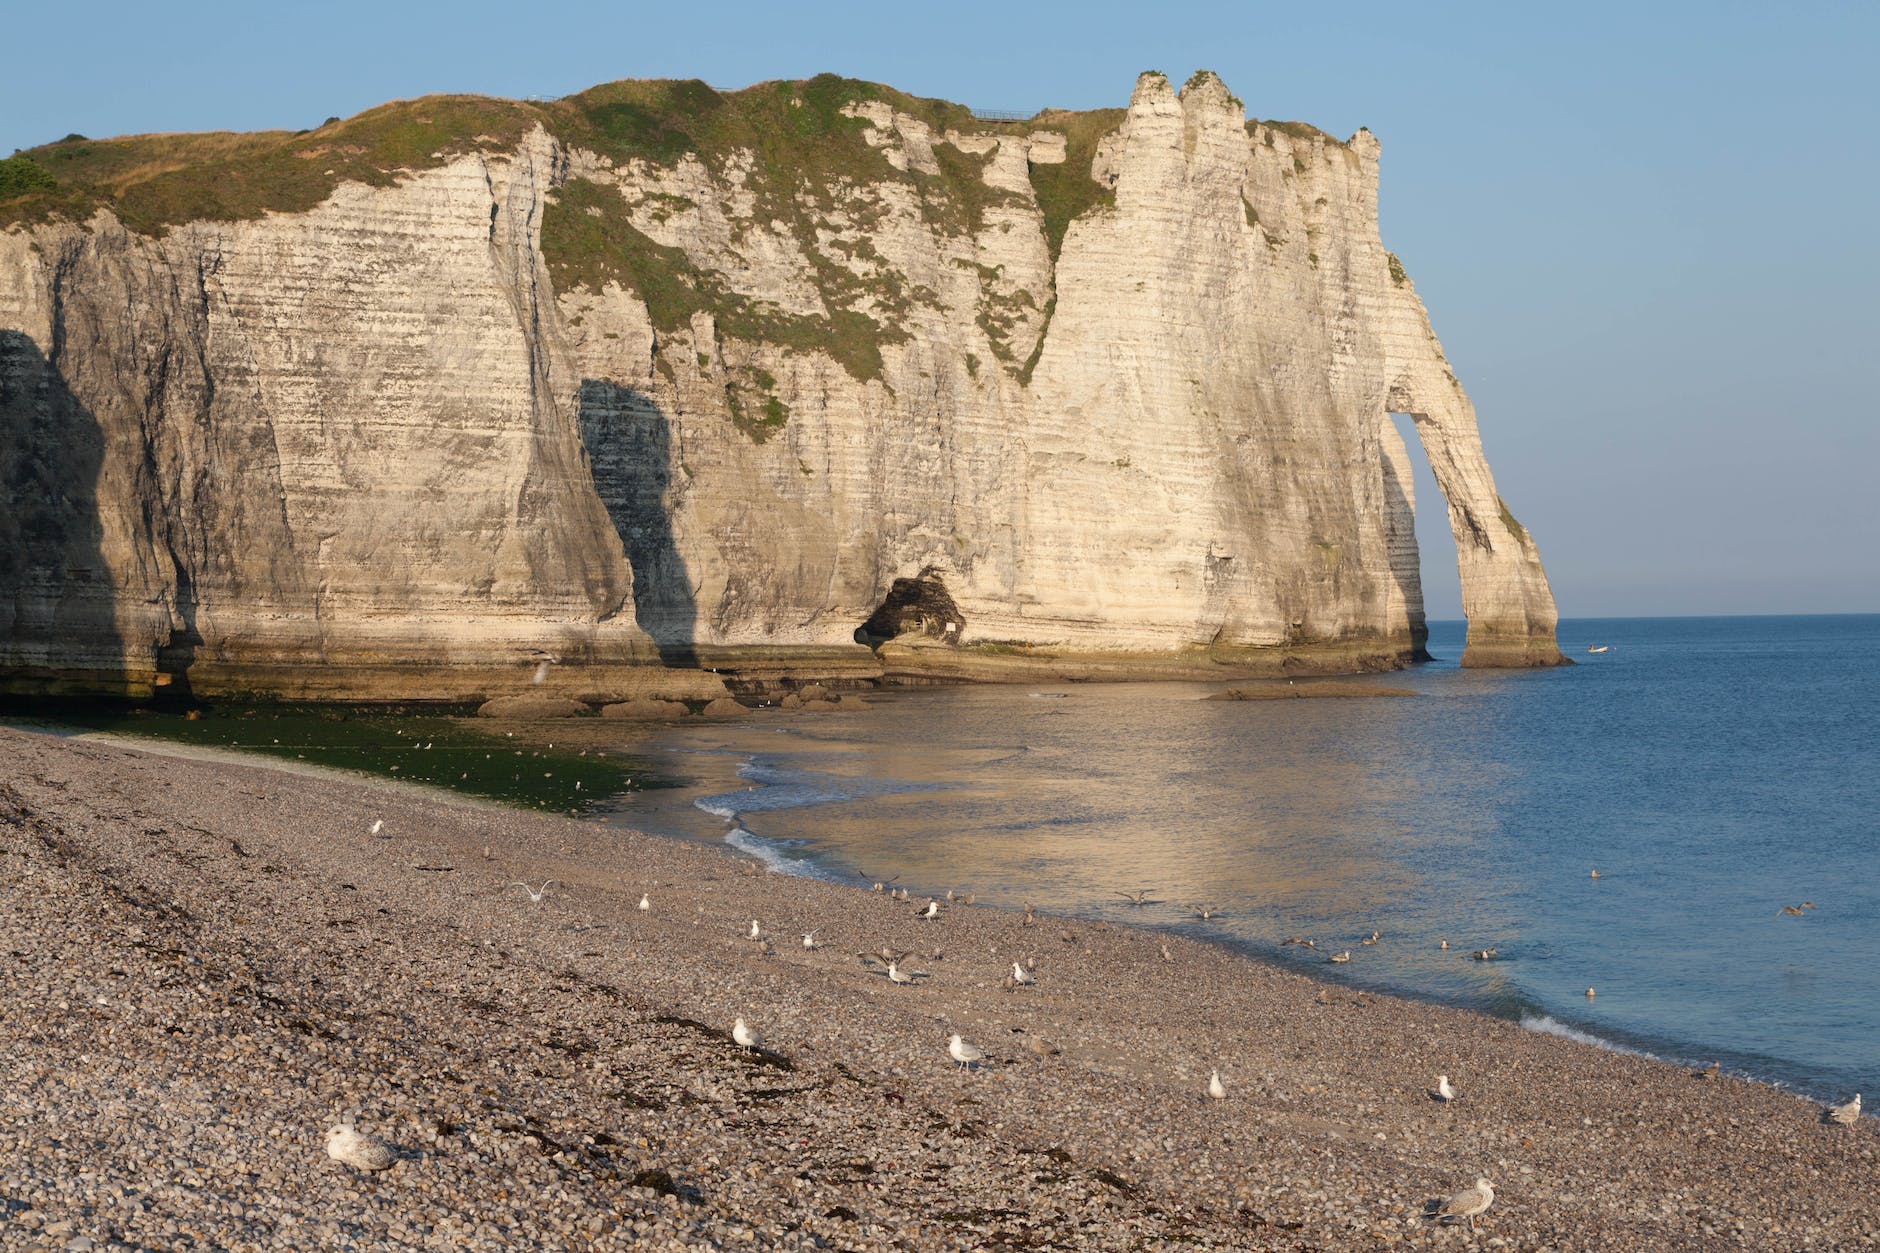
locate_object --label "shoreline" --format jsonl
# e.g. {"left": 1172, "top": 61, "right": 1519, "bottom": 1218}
{"left": 2, "top": 725, "right": 1874, "bottom": 1250}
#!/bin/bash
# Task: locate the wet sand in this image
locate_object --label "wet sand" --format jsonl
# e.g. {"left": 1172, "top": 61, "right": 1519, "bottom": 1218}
{"left": 1, "top": 724, "right": 1873, "bottom": 1250}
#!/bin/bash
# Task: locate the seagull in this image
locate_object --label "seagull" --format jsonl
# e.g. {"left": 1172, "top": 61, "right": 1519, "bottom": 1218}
{"left": 916, "top": 899, "right": 941, "bottom": 920}
{"left": 1691, "top": 1061, "right": 1720, "bottom": 1081}
{"left": 638, "top": 893, "right": 651, "bottom": 912}
{"left": 732, "top": 1017, "right": 764, "bottom": 1051}
{"left": 1429, "top": 1178, "right": 1495, "bottom": 1229}
{"left": 532, "top": 661, "right": 550, "bottom": 685}
{"left": 1431, "top": 1075, "right": 1456, "bottom": 1102}
{"left": 511, "top": 880, "right": 558, "bottom": 903}
{"left": 1439, "top": 939, "right": 1449, "bottom": 950}
{"left": 1589, "top": 868, "right": 1600, "bottom": 879}
{"left": 1328, "top": 950, "right": 1351, "bottom": 964}
{"left": 1058, "top": 929, "right": 1077, "bottom": 945}
{"left": 1159, "top": 941, "right": 1174, "bottom": 963}
{"left": 1012, "top": 961, "right": 1036, "bottom": 986}
{"left": 1114, "top": 889, "right": 1155, "bottom": 907}
{"left": 1471, "top": 948, "right": 1498, "bottom": 961}
{"left": 948, "top": 1033, "right": 985, "bottom": 1070}
{"left": 886, "top": 961, "right": 914, "bottom": 984}
{"left": 369, "top": 819, "right": 385, "bottom": 836}
{"left": 1208, "top": 1069, "right": 1227, "bottom": 1100}
{"left": 1189, "top": 903, "right": 1220, "bottom": 919}
{"left": 876, "top": 946, "right": 908, "bottom": 966}
{"left": 1361, "top": 930, "right": 1380, "bottom": 946}
{"left": 748, "top": 919, "right": 764, "bottom": 940}
{"left": 1778, "top": 905, "right": 1807, "bottom": 916}
{"left": 1022, "top": 902, "right": 1037, "bottom": 926}
{"left": 1586, "top": 987, "right": 1596, "bottom": 999}
{"left": 1029, "top": 1035, "right": 1061, "bottom": 1058}
{"left": 325, "top": 1125, "right": 396, "bottom": 1172}
{"left": 801, "top": 931, "right": 820, "bottom": 950}
{"left": 1826, "top": 1093, "right": 1861, "bottom": 1125}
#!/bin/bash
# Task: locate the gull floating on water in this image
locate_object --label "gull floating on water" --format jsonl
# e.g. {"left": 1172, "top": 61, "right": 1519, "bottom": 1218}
{"left": 1825, "top": 1093, "right": 1861, "bottom": 1125}
{"left": 1586, "top": 987, "right": 1596, "bottom": 999}
{"left": 1439, "top": 939, "right": 1449, "bottom": 950}
{"left": 1589, "top": 868, "right": 1600, "bottom": 879}
{"left": 325, "top": 1125, "right": 396, "bottom": 1172}
{"left": 1189, "top": 903, "right": 1221, "bottom": 919}
{"left": 1361, "top": 931, "right": 1380, "bottom": 946}
{"left": 1431, "top": 1075, "right": 1456, "bottom": 1102}
{"left": 1429, "top": 1178, "right": 1495, "bottom": 1229}
{"left": 948, "top": 1032, "right": 985, "bottom": 1069}
{"left": 1328, "top": 950, "right": 1351, "bottom": 964}
{"left": 732, "top": 1017, "right": 764, "bottom": 1051}
{"left": 1471, "top": 948, "right": 1499, "bottom": 961}
{"left": 511, "top": 880, "right": 558, "bottom": 903}
{"left": 1208, "top": 1069, "right": 1227, "bottom": 1100}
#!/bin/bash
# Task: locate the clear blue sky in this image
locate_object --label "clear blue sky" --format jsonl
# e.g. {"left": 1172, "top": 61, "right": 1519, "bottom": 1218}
{"left": 7, "top": 1, "right": 1875, "bottom": 618}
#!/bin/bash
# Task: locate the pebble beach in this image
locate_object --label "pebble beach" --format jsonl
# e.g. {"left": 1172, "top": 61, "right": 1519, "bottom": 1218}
{"left": 2, "top": 724, "right": 1874, "bottom": 1251}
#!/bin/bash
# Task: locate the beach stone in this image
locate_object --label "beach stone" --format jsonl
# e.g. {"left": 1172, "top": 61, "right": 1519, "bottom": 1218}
{"left": 778, "top": 693, "right": 803, "bottom": 710}
{"left": 475, "top": 695, "right": 589, "bottom": 719}
{"left": 800, "top": 699, "right": 838, "bottom": 712}
{"left": 600, "top": 699, "right": 689, "bottom": 720}
{"left": 797, "top": 684, "right": 830, "bottom": 702}
{"left": 834, "top": 694, "right": 869, "bottom": 710}
{"left": 700, "top": 698, "right": 747, "bottom": 718}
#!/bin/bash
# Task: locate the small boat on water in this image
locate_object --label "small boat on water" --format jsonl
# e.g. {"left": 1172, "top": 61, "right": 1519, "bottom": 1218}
{"left": 1587, "top": 645, "right": 1610, "bottom": 653}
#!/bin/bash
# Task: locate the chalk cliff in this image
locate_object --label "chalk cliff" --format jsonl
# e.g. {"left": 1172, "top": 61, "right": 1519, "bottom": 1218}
{"left": 0, "top": 71, "right": 1562, "bottom": 698}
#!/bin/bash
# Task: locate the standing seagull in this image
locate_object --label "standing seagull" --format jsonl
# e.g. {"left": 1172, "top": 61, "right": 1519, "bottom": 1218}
{"left": 732, "top": 1017, "right": 764, "bottom": 1051}
{"left": 1431, "top": 1075, "right": 1456, "bottom": 1102}
{"left": 948, "top": 1032, "right": 985, "bottom": 1070}
{"left": 1825, "top": 1093, "right": 1861, "bottom": 1125}
{"left": 638, "top": 893, "right": 651, "bottom": 912}
{"left": 916, "top": 899, "right": 941, "bottom": 920}
{"left": 370, "top": 820, "right": 385, "bottom": 837}
{"left": 1012, "top": 961, "right": 1036, "bottom": 987}
{"left": 1429, "top": 1178, "right": 1495, "bottom": 1229}
{"left": 325, "top": 1125, "right": 396, "bottom": 1172}
{"left": 801, "top": 931, "right": 820, "bottom": 950}
{"left": 748, "top": 919, "right": 764, "bottom": 941}
{"left": 1208, "top": 1069, "right": 1227, "bottom": 1100}
{"left": 886, "top": 961, "right": 914, "bottom": 985}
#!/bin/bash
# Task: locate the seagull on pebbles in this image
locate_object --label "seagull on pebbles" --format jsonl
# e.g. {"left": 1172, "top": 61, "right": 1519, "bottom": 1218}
{"left": 1011, "top": 961, "right": 1036, "bottom": 987}
{"left": 511, "top": 880, "right": 558, "bottom": 903}
{"left": 948, "top": 1032, "right": 986, "bottom": 1070}
{"left": 1208, "top": 1069, "right": 1227, "bottom": 1100}
{"left": 369, "top": 820, "right": 385, "bottom": 837}
{"left": 326, "top": 1125, "right": 396, "bottom": 1172}
{"left": 1429, "top": 1178, "right": 1495, "bottom": 1229}
{"left": 1431, "top": 1075, "right": 1456, "bottom": 1102}
{"left": 801, "top": 931, "right": 820, "bottom": 950}
{"left": 638, "top": 893, "right": 651, "bottom": 912}
{"left": 916, "top": 899, "right": 941, "bottom": 920}
{"left": 732, "top": 1017, "right": 764, "bottom": 1051}
{"left": 1825, "top": 1093, "right": 1861, "bottom": 1125}
{"left": 886, "top": 960, "right": 914, "bottom": 985}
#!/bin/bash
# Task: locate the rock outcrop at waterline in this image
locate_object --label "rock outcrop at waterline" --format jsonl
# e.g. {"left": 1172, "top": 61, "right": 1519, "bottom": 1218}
{"left": 0, "top": 70, "right": 1562, "bottom": 697}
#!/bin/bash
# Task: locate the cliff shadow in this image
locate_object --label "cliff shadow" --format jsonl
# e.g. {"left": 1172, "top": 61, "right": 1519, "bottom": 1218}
{"left": 0, "top": 329, "right": 128, "bottom": 694}
{"left": 576, "top": 380, "right": 698, "bottom": 666}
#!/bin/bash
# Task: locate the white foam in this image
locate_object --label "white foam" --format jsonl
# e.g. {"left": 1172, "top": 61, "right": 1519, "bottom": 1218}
{"left": 1520, "top": 1014, "right": 1661, "bottom": 1062}
{"left": 721, "top": 827, "right": 845, "bottom": 884}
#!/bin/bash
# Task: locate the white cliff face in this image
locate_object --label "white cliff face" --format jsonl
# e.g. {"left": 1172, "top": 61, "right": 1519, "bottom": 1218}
{"left": 0, "top": 72, "right": 1561, "bottom": 696}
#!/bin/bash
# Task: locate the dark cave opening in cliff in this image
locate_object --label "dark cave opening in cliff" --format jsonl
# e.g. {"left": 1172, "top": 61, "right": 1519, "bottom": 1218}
{"left": 855, "top": 569, "right": 966, "bottom": 648}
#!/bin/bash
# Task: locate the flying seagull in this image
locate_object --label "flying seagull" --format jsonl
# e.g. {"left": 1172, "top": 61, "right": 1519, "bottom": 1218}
{"left": 1114, "top": 889, "right": 1155, "bottom": 907}
{"left": 511, "top": 880, "right": 558, "bottom": 903}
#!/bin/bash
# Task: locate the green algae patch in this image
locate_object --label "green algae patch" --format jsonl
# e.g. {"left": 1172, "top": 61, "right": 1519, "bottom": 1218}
{"left": 4, "top": 700, "right": 671, "bottom": 813}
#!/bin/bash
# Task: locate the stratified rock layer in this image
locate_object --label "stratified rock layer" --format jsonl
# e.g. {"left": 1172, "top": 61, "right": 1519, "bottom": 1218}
{"left": 0, "top": 72, "right": 1562, "bottom": 696}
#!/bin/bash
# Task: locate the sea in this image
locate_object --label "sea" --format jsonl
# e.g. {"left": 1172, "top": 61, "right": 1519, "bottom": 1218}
{"left": 601, "top": 615, "right": 1880, "bottom": 1103}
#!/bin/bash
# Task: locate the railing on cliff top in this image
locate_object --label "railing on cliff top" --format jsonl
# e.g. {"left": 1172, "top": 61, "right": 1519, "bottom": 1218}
{"left": 970, "top": 109, "right": 1033, "bottom": 123}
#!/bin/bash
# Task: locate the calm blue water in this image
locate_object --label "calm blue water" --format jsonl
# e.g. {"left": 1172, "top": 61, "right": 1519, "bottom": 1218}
{"left": 604, "top": 615, "right": 1880, "bottom": 1100}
